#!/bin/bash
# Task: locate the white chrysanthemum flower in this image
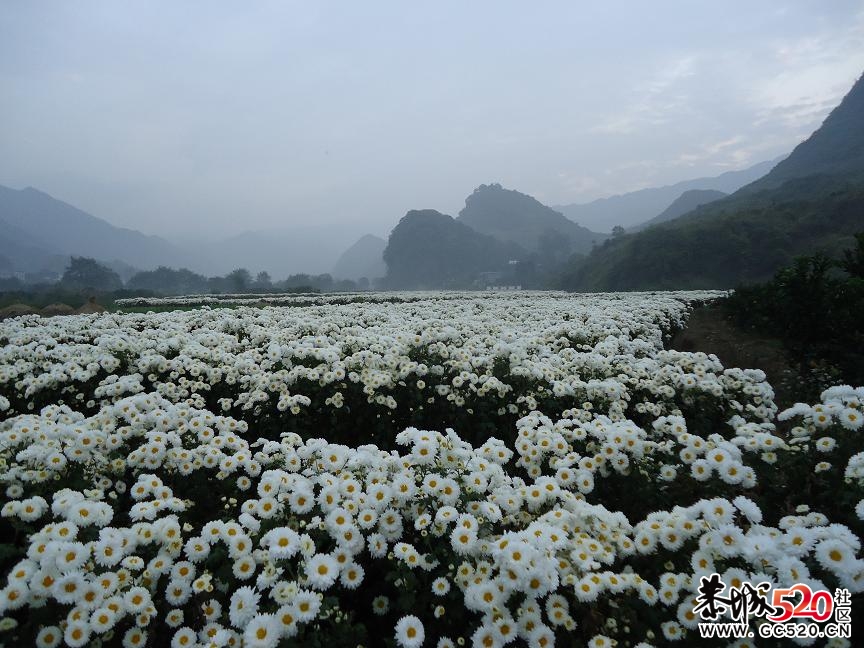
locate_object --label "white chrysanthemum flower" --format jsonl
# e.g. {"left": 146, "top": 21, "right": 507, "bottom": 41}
{"left": 357, "top": 508, "right": 378, "bottom": 529}
{"left": 232, "top": 555, "right": 257, "bottom": 580}
{"left": 431, "top": 576, "right": 451, "bottom": 596}
{"left": 574, "top": 577, "right": 600, "bottom": 602}
{"left": 7, "top": 562, "right": 36, "bottom": 587}
{"left": 52, "top": 573, "right": 86, "bottom": 605}
{"left": 54, "top": 541, "right": 90, "bottom": 572}
{"left": 638, "top": 582, "right": 659, "bottom": 606}
{"left": 527, "top": 626, "right": 556, "bottom": 648}
{"left": 275, "top": 604, "right": 299, "bottom": 638}
{"left": 812, "top": 410, "right": 833, "bottom": 428}
{"left": 839, "top": 407, "right": 863, "bottom": 430}
{"left": 243, "top": 614, "right": 281, "bottom": 648}
{"left": 122, "top": 627, "right": 147, "bottom": 648}
{"left": 815, "top": 539, "right": 857, "bottom": 574}
{"left": 661, "top": 620, "right": 683, "bottom": 641}
{"left": 288, "top": 487, "right": 315, "bottom": 514}
{"left": 690, "top": 459, "right": 712, "bottom": 481}
{"left": 676, "top": 594, "right": 699, "bottom": 629}
{"left": 165, "top": 608, "right": 184, "bottom": 628}
{"left": 634, "top": 529, "right": 658, "bottom": 554}
{"left": 325, "top": 507, "right": 353, "bottom": 533}
{"left": 845, "top": 453, "right": 864, "bottom": 480}
{"left": 450, "top": 526, "right": 478, "bottom": 556}
{"left": 775, "top": 556, "right": 810, "bottom": 584}
{"left": 658, "top": 465, "right": 677, "bottom": 482}
{"left": 0, "top": 582, "right": 27, "bottom": 612}
{"left": 229, "top": 585, "right": 260, "bottom": 628}
{"left": 340, "top": 562, "right": 364, "bottom": 589}
{"left": 165, "top": 579, "right": 193, "bottom": 606}
{"left": 394, "top": 615, "right": 424, "bottom": 648}
{"left": 305, "top": 553, "right": 339, "bottom": 590}
{"left": 368, "top": 533, "right": 388, "bottom": 558}
{"left": 815, "top": 437, "right": 837, "bottom": 452}
{"left": 588, "top": 634, "right": 614, "bottom": 648}
{"left": 546, "top": 594, "right": 571, "bottom": 627}
{"left": 18, "top": 496, "right": 48, "bottom": 522}
{"left": 732, "top": 495, "right": 763, "bottom": 523}
{"left": 35, "top": 625, "right": 63, "bottom": 648}
{"left": 170, "top": 627, "right": 196, "bottom": 648}
{"left": 262, "top": 526, "right": 301, "bottom": 560}
{"left": 293, "top": 590, "right": 321, "bottom": 622}
{"left": 89, "top": 606, "right": 118, "bottom": 634}
{"left": 471, "top": 622, "right": 504, "bottom": 648}
{"left": 64, "top": 620, "right": 91, "bottom": 648}
{"left": 372, "top": 595, "right": 390, "bottom": 616}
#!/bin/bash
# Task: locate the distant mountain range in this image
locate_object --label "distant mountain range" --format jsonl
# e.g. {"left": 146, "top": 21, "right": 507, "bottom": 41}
{"left": 9, "top": 66, "right": 858, "bottom": 293}
{"left": 0, "top": 185, "right": 180, "bottom": 275}
{"left": 0, "top": 157, "right": 787, "bottom": 289}
{"left": 0, "top": 185, "right": 369, "bottom": 279}
{"left": 331, "top": 234, "right": 387, "bottom": 281}
{"left": 198, "top": 224, "right": 371, "bottom": 278}
{"left": 457, "top": 184, "right": 605, "bottom": 255}
{"left": 563, "top": 72, "right": 864, "bottom": 291}
{"left": 383, "top": 210, "right": 523, "bottom": 289}
{"left": 633, "top": 189, "right": 727, "bottom": 231}
{"left": 743, "top": 73, "right": 864, "bottom": 193}
{"left": 380, "top": 183, "right": 614, "bottom": 289}
{"left": 554, "top": 157, "right": 783, "bottom": 232}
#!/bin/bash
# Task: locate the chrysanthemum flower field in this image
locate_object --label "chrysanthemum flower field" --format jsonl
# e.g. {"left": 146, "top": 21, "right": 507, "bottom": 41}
{"left": 0, "top": 291, "right": 861, "bottom": 647}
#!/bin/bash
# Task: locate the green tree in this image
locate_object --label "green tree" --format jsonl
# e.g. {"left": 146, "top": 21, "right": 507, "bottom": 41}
{"left": 226, "top": 268, "right": 252, "bottom": 292}
{"left": 537, "top": 228, "right": 572, "bottom": 266}
{"left": 840, "top": 232, "right": 864, "bottom": 278}
{"left": 725, "top": 233, "right": 864, "bottom": 398}
{"left": 60, "top": 257, "right": 123, "bottom": 292}
{"left": 127, "top": 267, "right": 208, "bottom": 295}
{"left": 255, "top": 271, "right": 273, "bottom": 290}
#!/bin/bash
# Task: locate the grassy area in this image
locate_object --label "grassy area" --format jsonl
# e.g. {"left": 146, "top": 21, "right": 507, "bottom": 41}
{"left": 671, "top": 303, "right": 806, "bottom": 407}
{"left": 109, "top": 303, "right": 240, "bottom": 313}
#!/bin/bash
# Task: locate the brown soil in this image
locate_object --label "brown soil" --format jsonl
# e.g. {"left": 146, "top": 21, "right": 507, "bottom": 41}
{"left": 0, "top": 303, "right": 40, "bottom": 320}
{"left": 76, "top": 298, "right": 106, "bottom": 314}
{"left": 41, "top": 303, "right": 76, "bottom": 316}
{"left": 670, "top": 305, "right": 802, "bottom": 408}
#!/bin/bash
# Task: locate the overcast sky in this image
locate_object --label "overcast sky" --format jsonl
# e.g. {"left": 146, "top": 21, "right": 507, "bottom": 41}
{"left": 2, "top": 1, "right": 863, "bottom": 239}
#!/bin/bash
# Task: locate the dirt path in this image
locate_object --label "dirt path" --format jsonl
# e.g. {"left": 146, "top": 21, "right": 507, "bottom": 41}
{"left": 670, "top": 305, "right": 802, "bottom": 408}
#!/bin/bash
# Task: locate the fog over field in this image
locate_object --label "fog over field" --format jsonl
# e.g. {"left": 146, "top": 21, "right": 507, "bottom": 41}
{"left": 3, "top": 5, "right": 864, "bottom": 647}
{"left": 2, "top": 2, "right": 863, "bottom": 241}
{"left": 1, "top": 3, "right": 863, "bottom": 288}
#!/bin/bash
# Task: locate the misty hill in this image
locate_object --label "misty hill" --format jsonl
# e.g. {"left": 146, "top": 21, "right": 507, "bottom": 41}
{"left": 0, "top": 211, "right": 68, "bottom": 274}
{"left": 199, "top": 223, "right": 373, "bottom": 278}
{"left": 457, "top": 183, "right": 606, "bottom": 258}
{"left": 562, "top": 73, "right": 864, "bottom": 291}
{"left": 0, "top": 185, "right": 182, "bottom": 273}
{"left": 555, "top": 157, "right": 783, "bottom": 232}
{"left": 634, "top": 189, "right": 727, "bottom": 231}
{"left": 383, "top": 209, "right": 525, "bottom": 289}
{"left": 332, "top": 234, "right": 387, "bottom": 281}
{"left": 563, "top": 176, "right": 864, "bottom": 290}
{"left": 0, "top": 184, "right": 379, "bottom": 281}
{"left": 743, "top": 74, "right": 864, "bottom": 192}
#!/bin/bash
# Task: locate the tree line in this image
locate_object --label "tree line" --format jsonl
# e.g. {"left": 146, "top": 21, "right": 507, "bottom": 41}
{"left": 0, "top": 257, "right": 367, "bottom": 296}
{"left": 724, "top": 232, "right": 864, "bottom": 399}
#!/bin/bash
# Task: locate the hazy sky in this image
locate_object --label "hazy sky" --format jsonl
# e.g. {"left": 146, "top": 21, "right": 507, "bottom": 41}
{"left": 2, "top": 1, "right": 863, "bottom": 239}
